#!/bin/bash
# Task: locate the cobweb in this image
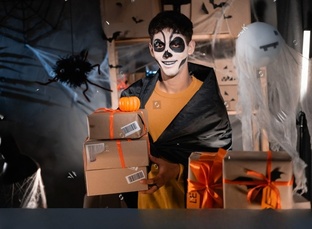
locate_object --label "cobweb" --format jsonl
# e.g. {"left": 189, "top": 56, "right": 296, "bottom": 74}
{"left": 26, "top": 44, "right": 112, "bottom": 109}
{"left": 0, "top": 168, "right": 47, "bottom": 208}
{"left": 234, "top": 22, "right": 310, "bottom": 194}
{"left": 26, "top": 44, "right": 80, "bottom": 103}
{"left": 0, "top": 0, "right": 66, "bottom": 44}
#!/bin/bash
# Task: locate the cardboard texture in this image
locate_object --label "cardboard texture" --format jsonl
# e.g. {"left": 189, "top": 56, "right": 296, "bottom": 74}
{"left": 87, "top": 109, "right": 148, "bottom": 140}
{"left": 292, "top": 195, "right": 311, "bottom": 209}
{"left": 101, "top": 0, "right": 161, "bottom": 39}
{"left": 191, "top": 0, "right": 251, "bottom": 37}
{"left": 83, "top": 135, "right": 149, "bottom": 196}
{"left": 187, "top": 149, "right": 226, "bottom": 209}
{"left": 223, "top": 150, "right": 294, "bottom": 209}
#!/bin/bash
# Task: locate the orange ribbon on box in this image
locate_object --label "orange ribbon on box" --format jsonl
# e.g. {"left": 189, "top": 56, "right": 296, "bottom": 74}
{"left": 188, "top": 148, "right": 227, "bottom": 208}
{"left": 94, "top": 108, "right": 120, "bottom": 139}
{"left": 223, "top": 150, "right": 294, "bottom": 209}
{"left": 94, "top": 108, "right": 147, "bottom": 139}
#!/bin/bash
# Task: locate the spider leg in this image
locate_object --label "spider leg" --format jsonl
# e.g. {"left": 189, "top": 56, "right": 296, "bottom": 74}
{"left": 91, "top": 64, "right": 101, "bottom": 74}
{"left": 36, "top": 78, "right": 57, "bottom": 85}
{"left": 83, "top": 82, "right": 91, "bottom": 102}
{"left": 86, "top": 79, "right": 113, "bottom": 92}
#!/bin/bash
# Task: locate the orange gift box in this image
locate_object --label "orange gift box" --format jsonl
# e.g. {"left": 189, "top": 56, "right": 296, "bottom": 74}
{"left": 223, "top": 150, "right": 294, "bottom": 209}
{"left": 187, "top": 148, "right": 227, "bottom": 209}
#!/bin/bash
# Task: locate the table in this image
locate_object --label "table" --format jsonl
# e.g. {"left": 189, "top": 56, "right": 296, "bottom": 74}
{"left": 1, "top": 209, "right": 312, "bottom": 229}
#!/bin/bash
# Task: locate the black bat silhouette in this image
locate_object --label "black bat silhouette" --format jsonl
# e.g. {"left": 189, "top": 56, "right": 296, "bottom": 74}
{"left": 103, "top": 31, "right": 121, "bottom": 43}
{"left": 201, "top": 3, "right": 209, "bottom": 14}
{"left": 209, "top": 0, "right": 227, "bottom": 9}
{"left": 109, "top": 64, "right": 122, "bottom": 69}
{"left": 232, "top": 167, "right": 284, "bottom": 190}
{"left": 132, "top": 17, "right": 144, "bottom": 24}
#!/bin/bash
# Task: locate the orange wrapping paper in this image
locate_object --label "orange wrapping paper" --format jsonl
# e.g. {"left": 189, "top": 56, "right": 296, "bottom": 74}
{"left": 187, "top": 148, "right": 227, "bottom": 208}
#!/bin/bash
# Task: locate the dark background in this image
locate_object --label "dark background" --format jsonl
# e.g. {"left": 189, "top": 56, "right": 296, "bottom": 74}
{"left": 0, "top": 0, "right": 311, "bottom": 208}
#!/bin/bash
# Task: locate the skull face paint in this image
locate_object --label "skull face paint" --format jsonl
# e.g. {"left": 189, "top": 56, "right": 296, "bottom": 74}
{"left": 151, "top": 29, "right": 189, "bottom": 77}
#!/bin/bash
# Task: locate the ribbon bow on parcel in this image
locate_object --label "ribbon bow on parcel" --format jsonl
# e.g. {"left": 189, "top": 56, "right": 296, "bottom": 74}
{"left": 188, "top": 148, "right": 227, "bottom": 208}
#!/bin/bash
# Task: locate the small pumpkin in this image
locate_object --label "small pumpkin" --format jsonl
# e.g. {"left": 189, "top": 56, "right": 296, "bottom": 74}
{"left": 118, "top": 96, "right": 141, "bottom": 112}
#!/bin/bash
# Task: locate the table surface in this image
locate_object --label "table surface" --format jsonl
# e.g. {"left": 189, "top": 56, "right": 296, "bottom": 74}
{"left": 1, "top": 209, "right": 312, "bottom": 229}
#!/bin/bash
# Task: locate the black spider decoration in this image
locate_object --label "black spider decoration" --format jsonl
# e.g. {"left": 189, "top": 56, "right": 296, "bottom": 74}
{"left": 36, "top": 50, "right": 112, "bottom": 102}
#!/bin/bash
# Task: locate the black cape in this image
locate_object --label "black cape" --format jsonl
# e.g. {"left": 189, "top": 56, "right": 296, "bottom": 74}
{"left": 121, "top": 63, "right": 232, "bottom": 168}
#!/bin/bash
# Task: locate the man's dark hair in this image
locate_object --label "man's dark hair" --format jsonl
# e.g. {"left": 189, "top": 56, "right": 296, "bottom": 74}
{"left": 148, "top": 11, "right": 193, "bottom": 43}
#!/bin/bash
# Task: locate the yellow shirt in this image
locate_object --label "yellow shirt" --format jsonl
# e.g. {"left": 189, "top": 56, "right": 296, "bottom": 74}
{"left": 145, "top": 76, "right": 203, "bottom": 141}
{"left": 139, "top": 76, "right": 203, "bottom": 209}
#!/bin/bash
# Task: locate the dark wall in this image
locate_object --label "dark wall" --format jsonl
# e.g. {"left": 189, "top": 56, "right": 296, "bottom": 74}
{"left": 0, "top": 0, "right": 111, "bottom": 207}
{"left": 0, "top": 0, "right": 311, "bottom": 208}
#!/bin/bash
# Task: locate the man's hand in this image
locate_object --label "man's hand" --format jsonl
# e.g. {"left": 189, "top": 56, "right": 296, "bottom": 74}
{"left": 139, "top": 154, "right": 180, "bottom": 194}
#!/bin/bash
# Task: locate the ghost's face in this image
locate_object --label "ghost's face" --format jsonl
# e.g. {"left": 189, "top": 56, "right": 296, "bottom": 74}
{"left": 150, "top": 29, "right": 194, "bottom": 77}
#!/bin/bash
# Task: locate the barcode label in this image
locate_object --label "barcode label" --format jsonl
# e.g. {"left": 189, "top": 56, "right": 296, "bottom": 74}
{"left": 125, "top": 170, "right": 145, "bottom": 184}
{"left": 86, "top": 143, "right": 105, "bottom": 162}
{"left": 121, "top": 121, "right": 141, "bottom": 137}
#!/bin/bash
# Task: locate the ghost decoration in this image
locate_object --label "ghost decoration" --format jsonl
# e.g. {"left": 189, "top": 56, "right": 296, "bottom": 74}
{"left": 234, "top": 22, "right": 307, "bottom": 194}
{"left": 235, "top": 22, "right": 283, "bottom": 68}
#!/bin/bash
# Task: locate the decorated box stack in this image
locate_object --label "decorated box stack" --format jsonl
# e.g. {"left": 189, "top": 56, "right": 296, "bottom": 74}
{"left": 83, "top": 106, "right": 149, "bottom": 196}
{"left": 223, "top": 150, "right": 294, "bottom": 209}
{"left": 187, "top": 148, "right": 227, "bottom": 209}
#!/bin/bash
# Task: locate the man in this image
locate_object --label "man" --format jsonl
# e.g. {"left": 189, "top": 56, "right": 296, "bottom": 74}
{"left": 121, "top": 10, "right": 232, "bottom": 208}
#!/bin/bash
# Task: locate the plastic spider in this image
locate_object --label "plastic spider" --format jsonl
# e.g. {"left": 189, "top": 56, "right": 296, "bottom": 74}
{"left": 36, "top": 49, "right": 112, "bottom": 102}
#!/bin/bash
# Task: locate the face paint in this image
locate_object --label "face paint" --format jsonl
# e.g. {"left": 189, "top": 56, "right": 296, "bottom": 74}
{"left": 151, "top": 29, "right": 189, "bottom": 77}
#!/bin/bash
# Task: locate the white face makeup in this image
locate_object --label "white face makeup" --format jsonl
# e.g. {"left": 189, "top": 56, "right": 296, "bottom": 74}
{"left": 150, "top": 29, "right": 190, "bottom": 77}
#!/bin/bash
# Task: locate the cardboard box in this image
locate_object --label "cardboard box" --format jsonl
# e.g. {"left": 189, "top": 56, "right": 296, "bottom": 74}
{"left": 293, "top": 195, "right": 311, "bottom": 209}
{"left": 101, "top": 0, "right": 160, "bottom": 39}
{"left": 83, "top": 135, "right": 149, "bottom": 196}
{"left": 223, "top": 150, "right": 294, "bottom": 209}
{"left": 191, "top": 0, "right": 251, "bottom": 37}
{"left": 87, "top": 109, "right": 148, "bottom": 140}
{"left": 187, "top": 149, "right": 226, "bottom": 209}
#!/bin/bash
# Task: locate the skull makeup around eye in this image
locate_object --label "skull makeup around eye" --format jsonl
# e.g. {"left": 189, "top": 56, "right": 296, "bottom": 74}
{"left": 169, "top": 37, "right": 185, "bottom": 53}
{"left": 153, "top": 39, "right": 165, "bottom": 52}
{"left": 151, "top": 29, "right": 189, "bottom": 77}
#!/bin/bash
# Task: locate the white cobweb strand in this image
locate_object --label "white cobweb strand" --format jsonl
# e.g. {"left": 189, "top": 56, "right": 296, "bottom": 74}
{"left": 234, "top": 41, "right": 308, "bottom": 194}
{"left": 26, "top": 44, "right": 79, "bottom": 103}
{"left": 20, "top": 168, "right": 47, "bottom": 208}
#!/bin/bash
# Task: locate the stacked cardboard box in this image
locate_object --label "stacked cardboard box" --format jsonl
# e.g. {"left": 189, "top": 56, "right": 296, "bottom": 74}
{"left": 83, "top": 108, "right": 149, "bottom": 196}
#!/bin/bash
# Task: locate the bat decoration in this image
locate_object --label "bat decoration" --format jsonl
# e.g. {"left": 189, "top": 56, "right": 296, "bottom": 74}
{"left": 231, "top": 167, "right": 284, "bottom": 203}
{"left": 132, "top": 17, "right": 144, "bottom": 24}
{"left": 103, "top": 31, "right": 121, "bottom": 43}
{"left": 109, "top": 64, "right": 122, "bottom": 69}
{"left": 36, "top": 49, "right": 112, "bottom": 102}
{"left": 224, "top": 15, "right": 232, "bottom": 19}
{"left": 201, "top": 3, "right": 209, "bottom": 14}
{"left": 221, "top": 76, "right": 235, "bottom": 81}
{"left": 209, "top": 0, "right": 227, "bottom": 9}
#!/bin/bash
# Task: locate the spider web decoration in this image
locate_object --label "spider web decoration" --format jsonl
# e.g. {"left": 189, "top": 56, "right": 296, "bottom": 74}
{"left": 0, "top": 168, "right": 47, "bottom": 208}
{"left": 25, "top": 0, "right": 113, "bottom": 103}
{"left": 26, "top": 44, "right": 113, "bottom": 105}
{"left": 0, "top": 0, "right": 66, "bottom": 44}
